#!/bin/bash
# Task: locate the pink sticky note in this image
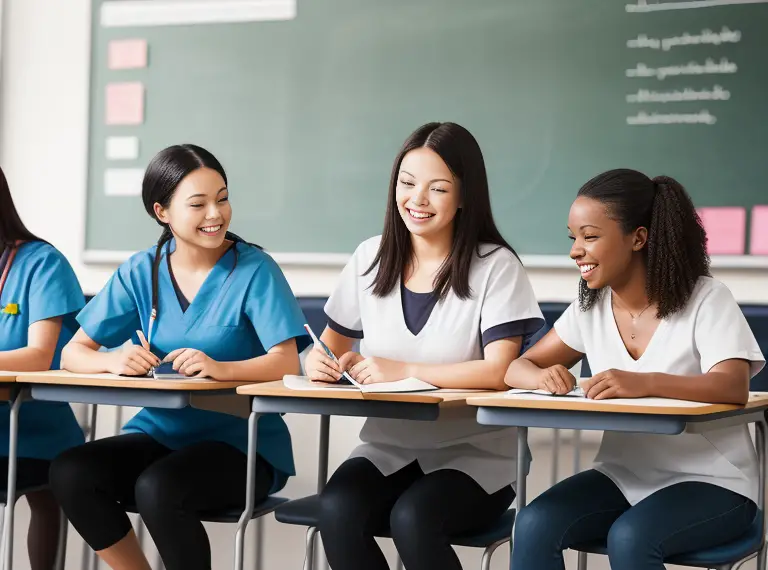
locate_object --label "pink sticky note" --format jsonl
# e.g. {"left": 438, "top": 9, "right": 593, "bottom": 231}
{"left": 750, "top": 206, "right": 768, "bottom": 255}
{"left": 108, "top": 39, "right": 148, "bottom": 70}
{"left": 105, "top": 82, "right": 144, "bottom": 125}
{"left": 698, "top": 207, "right": 746, "bottom": 255}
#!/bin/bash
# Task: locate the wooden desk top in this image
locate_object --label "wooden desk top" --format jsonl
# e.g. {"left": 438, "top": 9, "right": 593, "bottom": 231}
{"left": 0, "top": 373, "right": 18, "bottom": 384}
{"left": 17, "top": 371, "right": 253, "bottom": 392}
{"left": 467, "top": 391, "right": 768, "bottom": 416}
{"left": 237, "top": 380, "right": 499, "bottom": 406}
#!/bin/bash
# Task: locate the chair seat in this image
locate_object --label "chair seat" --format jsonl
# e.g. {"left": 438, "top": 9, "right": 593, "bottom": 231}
{"left": 573, "top": 512, "right": 763, "bottom": 567}
{"left": 274, "top": 494, "right": 515, "bottom": 548}
{"left": 0, "top": 484, "right": 50, "bottom": 506}
{"left": 124, "top": 495, "right": 289, "bottom": 523}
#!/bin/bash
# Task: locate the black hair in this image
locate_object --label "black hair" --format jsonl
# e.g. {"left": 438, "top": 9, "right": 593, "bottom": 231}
{"left": 365, "top": 122, "right": 516, "bottom": 300}
{"left": 577, "top": 168, "right": 710, "bottom": 319}
{"left": 142, "top": 144, "right": 256, "bottom": 330}
{"left": 0, "top": 166, "right": 44, "bottom": 255}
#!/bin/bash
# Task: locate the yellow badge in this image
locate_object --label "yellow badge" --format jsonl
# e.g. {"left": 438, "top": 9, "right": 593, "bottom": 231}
{"left": 1, "top": 303, "right": 19, "bottom": 315}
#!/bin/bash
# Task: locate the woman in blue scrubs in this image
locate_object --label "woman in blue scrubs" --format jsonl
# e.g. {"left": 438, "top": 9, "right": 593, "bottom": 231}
{"left": 0, "top": 167, "right": 85, "bottom": 570}
{"left": 49, "top": 145, "right": 309, "bottom": 570}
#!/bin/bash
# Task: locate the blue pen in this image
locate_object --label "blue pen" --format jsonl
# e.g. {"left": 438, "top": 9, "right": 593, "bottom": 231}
{"left": 303, "top": 324, "right": 361, "bottom": 387}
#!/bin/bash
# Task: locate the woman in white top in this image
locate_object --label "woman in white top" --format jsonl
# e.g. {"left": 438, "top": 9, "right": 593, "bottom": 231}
{"left": 506, "top": 169, "right": 765, "bottom": 570}
{"left": 304, "top": 122, "right": 544, "bottom": 570}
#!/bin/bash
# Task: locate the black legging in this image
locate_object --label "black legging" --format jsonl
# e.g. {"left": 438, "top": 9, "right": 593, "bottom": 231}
{"left": 48, "top": 433, "right": 273, "bottom": 570}
{"left": 318, "top": 457, "right": 515, "bottom": 570}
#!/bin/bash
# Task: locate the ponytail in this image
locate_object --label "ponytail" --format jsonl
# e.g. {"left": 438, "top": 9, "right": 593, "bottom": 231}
{"left": 647, "top": 176, "right": 710, "bottom": 318}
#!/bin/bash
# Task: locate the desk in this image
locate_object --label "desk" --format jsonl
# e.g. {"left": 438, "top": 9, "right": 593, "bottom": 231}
{"left": 232, "top": 381, "right": 497, "bottom": 570}
{"left": 468, "top": 392, "right": 768, "bottom": 566}
{"left": 6, "top": 371, "right": 255, "bottom": 570}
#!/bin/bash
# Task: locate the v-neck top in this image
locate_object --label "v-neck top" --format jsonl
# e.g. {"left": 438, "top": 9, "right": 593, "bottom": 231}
{"left": 166, "top": 241, "right": 237, "bottom": 313}
{"left": 76, "top": 239, "right": 310, "bottom": 487}
{"left": 324, "top": 235, "right": 544, "bottom": 493}
{"left": 554, "top": 277, "right": 765, "bottom": 505}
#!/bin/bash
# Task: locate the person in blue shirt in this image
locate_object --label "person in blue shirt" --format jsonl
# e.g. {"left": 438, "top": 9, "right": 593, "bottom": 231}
{"left": 0, "top": 166, "right": 85, "bottom": 570}
{"left": 48, "top": 145, "right": 309, "bottom": 570}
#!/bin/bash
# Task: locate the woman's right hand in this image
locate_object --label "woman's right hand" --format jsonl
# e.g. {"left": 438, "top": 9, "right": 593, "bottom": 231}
{"left": 304, "top": 346, "right": 343, "bottom": 383}
{"left": 107, "top": 344, "right": 160, "bottom": 376}
{"left": 537, "top": 364, "right": 576, "bottom": 394}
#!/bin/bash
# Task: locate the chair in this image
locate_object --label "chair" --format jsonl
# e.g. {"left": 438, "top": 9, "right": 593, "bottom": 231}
{"left": 274, "top": 495, "right": 515, "bottom": 570}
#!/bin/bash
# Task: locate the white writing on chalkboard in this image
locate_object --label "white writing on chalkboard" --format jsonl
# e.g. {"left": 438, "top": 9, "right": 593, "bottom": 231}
{"left": 626, "top": 86, "right": 731, "bottom": 103}
{"left": 627, "top": 27, "right": 741, "bottom": 50}
{"left": 627, "top": 111, "right": 717, "bottom": 125}
{"left": 626, "top": 59, "right": 738, "bottom": 80}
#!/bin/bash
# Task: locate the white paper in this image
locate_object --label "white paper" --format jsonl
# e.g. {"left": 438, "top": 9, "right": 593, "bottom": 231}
{"left": 283, "top": 375, "right": 439, "bottom": 394}
{"left": 106, "top": 136, "right": 139, "bottom": 160}
{"left": 104, "top": 168, "right": 144, "bottom": 196}
{"left": 507, "top": 387, "right": 586, "bottom": 398}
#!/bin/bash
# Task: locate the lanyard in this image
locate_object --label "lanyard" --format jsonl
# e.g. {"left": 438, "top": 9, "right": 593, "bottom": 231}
{"left": 0, "top": 243, "right": 21, "bottom": 301}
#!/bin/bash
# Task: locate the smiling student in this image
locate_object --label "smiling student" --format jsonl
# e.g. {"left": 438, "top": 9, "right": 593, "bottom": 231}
{"left": 304, "top": 122, "right": 544, "bottom": 570}
{"left": 506, "top": 169, "right": 764, "bottom": 570}
{"left": 48, "top": 145, "right": 309, "bottom": 570}
{"left": 0, "top": 167, "right": 85, "bottom": 570}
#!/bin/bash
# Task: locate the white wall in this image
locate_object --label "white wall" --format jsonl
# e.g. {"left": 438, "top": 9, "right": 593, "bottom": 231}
{"left": 1, "top": 1, "right": 766, "bottom": 569}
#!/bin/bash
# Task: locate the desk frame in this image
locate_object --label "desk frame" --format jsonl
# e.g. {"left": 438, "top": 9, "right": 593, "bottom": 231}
{"left": 473, "top": 401, "right": 768, "bottom": 568}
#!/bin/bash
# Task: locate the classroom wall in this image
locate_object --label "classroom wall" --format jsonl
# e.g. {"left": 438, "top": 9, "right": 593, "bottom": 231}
{"left": 1, "top": 2, "right": 766, "bottom": 570}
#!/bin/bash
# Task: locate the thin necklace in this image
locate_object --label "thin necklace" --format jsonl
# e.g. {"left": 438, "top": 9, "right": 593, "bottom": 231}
{"left": 613, "top": 296, "right": 653, "bottom": 340}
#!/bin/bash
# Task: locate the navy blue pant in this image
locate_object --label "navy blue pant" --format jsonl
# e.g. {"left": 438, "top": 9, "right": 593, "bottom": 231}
{"left": 512, "top": 469, "right": 756, "bottom": 570}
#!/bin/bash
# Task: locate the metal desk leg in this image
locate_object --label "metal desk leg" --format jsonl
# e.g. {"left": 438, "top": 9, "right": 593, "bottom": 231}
{"left": 2, "top": 389, "right": 23, "bottom": 570}
{"left": 81, "top": 405, "right": 100, "bottom": 570}
{"left": 316, "top": 416, "right": 330, "bottom": 570}
{"left": 510, "top": 427, "right": 529, "bottom": 558}
{"left": 572, "top": 430, "right": 582, "bottom": 474}
{"left": 551, "top": 429, "right": 560, "bottom": 486}
{"left": 755, "top": 421, "right": 766, "bottom": 570}
{"left": 234, "top": 411, "right": 260, "bottom": 570}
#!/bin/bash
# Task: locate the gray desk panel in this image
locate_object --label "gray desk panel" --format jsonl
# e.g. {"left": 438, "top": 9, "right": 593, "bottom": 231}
{"left": 476, "top": 407, "right": 688, "bottom": 434}
{"left": 30, "top": 385, "right": 192, "bottom": 409}
{"left": 250, "top": 396, "right": 440, "bottom": 421}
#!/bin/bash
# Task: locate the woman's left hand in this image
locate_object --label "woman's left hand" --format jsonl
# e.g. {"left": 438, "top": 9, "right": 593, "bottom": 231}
{"left": 165, "top": 348, "right": 224, "bottom": 379}
{"left": 580, "top": 369, "right": 649, "bottom": 400}
{"left": 345, "top": 355, "right": 410, "bottom": 385}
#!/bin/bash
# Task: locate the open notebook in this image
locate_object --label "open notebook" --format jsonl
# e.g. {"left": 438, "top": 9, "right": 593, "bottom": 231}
{"left": 506, "top": 386, "right": 586, "bottom": 398}
{"left": 284, "top": 375, "right": 439, "bottom": 394}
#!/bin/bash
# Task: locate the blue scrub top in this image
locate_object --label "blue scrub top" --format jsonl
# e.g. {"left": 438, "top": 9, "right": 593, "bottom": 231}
{"left": 76, "top": 240, "right": 309, "bottom": 487}
{"left": 0, "top": 241, "right": 86, "bottom": 460}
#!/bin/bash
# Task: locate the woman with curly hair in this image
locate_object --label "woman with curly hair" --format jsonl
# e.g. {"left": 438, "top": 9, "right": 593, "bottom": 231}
{"left": 505, "top": 169, "right": 764, "bottom": 570}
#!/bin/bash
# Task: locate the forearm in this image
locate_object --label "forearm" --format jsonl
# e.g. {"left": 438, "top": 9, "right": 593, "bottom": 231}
{"left": 504, "top": 357, "right": 544, "bottom": 390}
{"left": 0, "top": 347, "right": 55, "bottom": 372}
{"left": 61, "top": 343, "right": 114, "bottom": 374}
{"left": 216, "top": 352, "right": 300, "bottom": 382}
{"left": 406, "top": 359, "right": 508, "bottom": 390}
{"left": 646, "top": 371, "right": 749, "bottom": 405}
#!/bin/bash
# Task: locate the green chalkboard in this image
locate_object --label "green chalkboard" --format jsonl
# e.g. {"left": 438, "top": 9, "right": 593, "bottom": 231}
{"left": 86, "top": 0, "right": 768, "bottom": 257}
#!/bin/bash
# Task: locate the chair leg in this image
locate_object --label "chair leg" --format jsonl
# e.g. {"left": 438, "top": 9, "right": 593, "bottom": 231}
{"left": 480, "top": 539, "right": 507, "bottom": 570}
{"left": 394, "top": 553, "right": 403, "bottom": 570}
{"left": 54, "top": 509, "right": 68, "bottom": 570}
{"left": 253, "top": 517, "right": 264, "bottom": 570}
{"left": 0, "top": 504, "right": 6, "bottom": 567}
{"left": 303, "top": 527, "right": 317, "bottom": 570}
{"left": 576, "top": 550, "right": 588, "bottom": 570}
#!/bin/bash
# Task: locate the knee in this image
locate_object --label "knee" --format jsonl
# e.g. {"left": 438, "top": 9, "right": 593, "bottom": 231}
{"left": 389, "top": 493, "right": 435, "bottom": 544}
{"left": 49, "top": 447, "right": 95, "bottom": 505}
{"left": 318, "top": 482, "right": 367, "bottom": 532}
{"left": 513, "top": 501, "right": 559, "bottom": 546}
{"left": 134, "top": 464, "right": 180, "bottom": 519}
{"left": 607, "top": 517, "right": 655, "bottom": 565}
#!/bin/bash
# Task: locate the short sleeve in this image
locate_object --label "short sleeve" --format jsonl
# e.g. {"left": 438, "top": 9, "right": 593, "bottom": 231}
{"left": 244, "top": 255, "right": 310, "bottom": 353}
{"left": 28, "top": 248, "right": 85, "bottom": 324}
{"left": 77, "top": 263, "right": 141, "bottom": 349}
{"left": 324, "top": 244, "right": 364, "bottom": 338}
{"left": 480, "top": 251, "right": 544, "bottom": 346}
{"left": 553, "top": 300, "right": 586, "bottom": 354}
{"left": 694, "top": 283, "right": 765, "bottom": 377}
